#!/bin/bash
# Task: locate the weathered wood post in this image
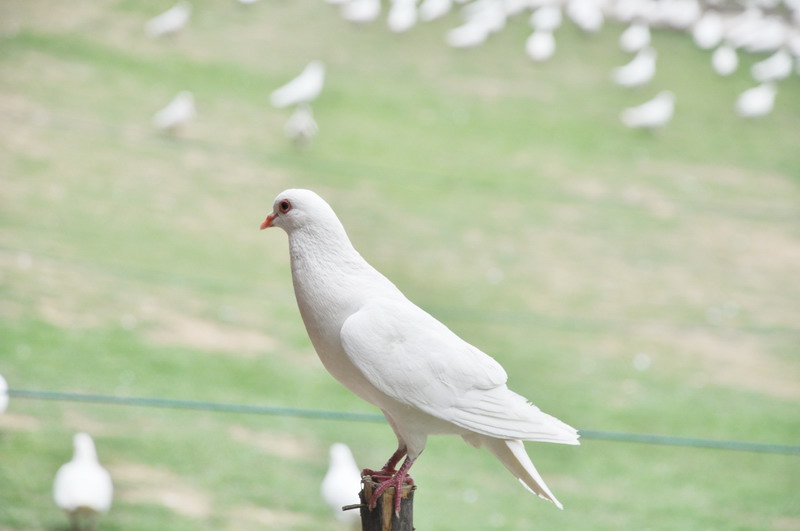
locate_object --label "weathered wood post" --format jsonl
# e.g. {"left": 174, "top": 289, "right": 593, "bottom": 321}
{"left": 357, "top": 476, "right": 415, "bottom": 531}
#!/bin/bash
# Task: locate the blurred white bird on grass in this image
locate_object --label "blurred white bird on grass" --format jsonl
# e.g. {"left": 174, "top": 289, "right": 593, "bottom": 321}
{"left": 54, "top": 433, "right": 113, "bottom": 531}
{"left": 388, "top": 0, "right": 418, "bottom": 33}
{"left": 525, "top": 30, "right": 556, "bottom": 62}
{"left": 145, "top": 1, "right": 191, "bottom": 38}
{"left": 692, "top": 10, "right": 723, "bottom": 50}
{"left": 446, "top": 19, "right": 492, "bottom": 48}
{"left": 566, "top": 0, "right": 603, "bottom": 33}
{"left": 620, "top": 90, "right": 675, "bottom": 130}
{"left": 735, "top": 82, "right": 777, "bottom": 118}
{"left": 0, "top": 373, "right": 8, "bottom": 414}
{"left": 751, "top": 48, "right": 793, "bottom": 83}
{"left": 341, "top": 0, "right": 381, "bottom": 24}
{"left": 419, "top": 0, "right": 452, "bottom": 21}
{"left": 613, "top": 46, "right": 657, "bottom": 87}
{"left": 321, "top": 443, "right": 362, "bottom": 526}
{"left": 619, "top": 22, "right": 650, "bottom": 53}
{"left": 283, "top": 103, "right": 319, "bottom": 150}
{"left": 659, "top": 0, "right": 701, "bottom": 30}
{"left": 529, "top": 5, "right": 562, "bottom": 32}
{"left": 270, "top": 61, "right": 326, "bottom": 109}
{"left": 153, "top": 90, "right": 196, "bottom": 134}
{"left": 711, "top": 44, "right": 738, "bottom": 76}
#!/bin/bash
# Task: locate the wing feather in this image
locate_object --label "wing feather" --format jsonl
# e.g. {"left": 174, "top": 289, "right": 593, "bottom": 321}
{"left": 340, "top": 298, "right": 578, "bottom": 443}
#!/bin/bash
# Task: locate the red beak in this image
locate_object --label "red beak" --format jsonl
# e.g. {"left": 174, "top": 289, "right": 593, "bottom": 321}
{"left": 260, "top": 214, "right": 276, "bottom": 230}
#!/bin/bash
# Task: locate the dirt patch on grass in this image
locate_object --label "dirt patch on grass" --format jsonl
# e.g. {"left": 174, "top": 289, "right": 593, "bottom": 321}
{"left": 0, "top": 412, "right": 41, "bottom": 432}
{"left": 226, "top": 504, "right": 313, "bottom": 529}
{"left": 110, "top": 461, "right": 212, "bottom": 518}
{"left": 227, "top": 424, "right": 316, "bottom": 460}
{"left": 145, "top": 310, "right": 277, "bottom": 357}
{"left": 639, "top": 324, "right": 799, "bottom": 400}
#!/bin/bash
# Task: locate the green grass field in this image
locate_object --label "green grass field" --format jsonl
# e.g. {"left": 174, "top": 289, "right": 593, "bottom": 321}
{"left": 1, "top": 1, "right": 799, "bottom": 529}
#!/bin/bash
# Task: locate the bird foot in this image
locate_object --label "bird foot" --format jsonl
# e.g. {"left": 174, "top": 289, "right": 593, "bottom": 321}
{"left": 367, "top": 470, "right": 415, "bottom": 516}
{"left": 361, "top": 466, "right": 396, "bottom": 481}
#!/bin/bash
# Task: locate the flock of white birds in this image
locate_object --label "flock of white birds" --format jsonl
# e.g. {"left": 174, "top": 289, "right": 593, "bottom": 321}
{"left": 146, "top": 0, "right": 798, "bottom": 142}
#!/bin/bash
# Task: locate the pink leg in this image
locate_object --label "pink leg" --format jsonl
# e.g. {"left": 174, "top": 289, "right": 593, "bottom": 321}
{"left": 367, "top": 455, "right": 416, "bottom": 516}
{"left": 361, "top": 445, "right": 407, "bottom": 480}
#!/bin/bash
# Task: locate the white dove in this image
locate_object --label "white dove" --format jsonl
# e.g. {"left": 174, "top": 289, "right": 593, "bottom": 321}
{"left": 711, "top": 44, "right": 738, "bottom": 76}
{"left": 620, "top": 90, "right": 675, "bottom": 130}
{"left": 270, "top": 61, "right": 326, "bottom": 109}
{"left": 691, "top": 10, "right": 723, "bottom": 50}
{"left": 529, "top": 5, "right": 562, "bottom": 32}
{"left": 619, "top": 22, "right": 650, "bottom": 53}
{"left": 612, "top": 46, "right": 657, "bottom": 87}
{"left": 388, "top": 0, "right": 418, "bottom": 33}
{"left": 321, "top": 443, "right": 362, "bottom": 525}
{"left": 283, "top": 103, "right": 319, "bottom": 149}
{"left": 260, "top": 190, "right": 579, "bottom": 515}
{"left": 153, "top": 90, "right": 195, "bottom": 133}
{"left": 144, "top": 1, "right": 191, "bottom": 38}
{"left": 0, "top": 373, "right": 8, "bottom": 414}
{"left": 53, "top": 433, "right": 113, "bottom": 531}
{"left": 566, "top": 0, "right": 603, "bottom": 33}
{"left": 419, "top": 0, "right": 452, "bottom": 21}
{"left": 342, "top": 0, "right": 382, "bottom": 24}
{"left": 751, "top": 48, "right": 793, "bottom": 83}
{"left": 446, "top": 19, "right": 492, "bottom": 48}
{"left": 525, "top": 30, "right": 556, "bottom": 62}
{"left": 735, "top": 83, "right": 777, "bottom": 118}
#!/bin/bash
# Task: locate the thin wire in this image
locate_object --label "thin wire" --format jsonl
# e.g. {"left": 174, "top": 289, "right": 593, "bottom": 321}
{"left": 8, "top": 389, "right": 799, "bottom": 456}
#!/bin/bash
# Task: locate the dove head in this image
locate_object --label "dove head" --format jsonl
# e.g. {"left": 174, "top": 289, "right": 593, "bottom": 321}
{"left": 260, "top": 189, "right": 342, "bottom": 233}
{"left": 73, "top": 432, "right": 99, "bottom": 462}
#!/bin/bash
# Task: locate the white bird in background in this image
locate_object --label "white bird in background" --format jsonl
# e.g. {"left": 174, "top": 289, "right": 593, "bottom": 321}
{"left": 609, "top": 0, "right": 640, "bottom": 24}
{"left": 619, "top": 22, "right": 650, "bottom": 53}
{"left": 446, "top": 19, "right": 492, "bottom": 48}
{"left": 691, "top": 10, "right": 723, "bottom": 50}
{"left": 419, "top": 0, "right": 452, "bottom": 21}
{"left": 525, "top": 30, "right": 556, "bottom": 62}
{"left": 613, "top": 46, "right": 657, "bottom": 87}
{"left": 152, "top": 90, "right": 196, "bottom": 133}
{"left": 751, "top": 48, "right": 793, "bottom": 83}
{"left": 0, "top": 373, "right": 8, "bottom": 414}
{"left": 735, "top": 82, "right": 777, "bottom": 118}
{"left": 711, "top": 44, "right": 738, "bottom": 76}
{"left": 388, "top": 0, "right": 419, "bottom": 33}
{"left": 260, "top": 189, "right": 579, "bottom": 515}
{"left": 620, "top": 90, "right": 675, "bottom": 130}
{"left": 53, "top": 433, "right": 113, "bottom": 531}
{"left": 270, "top": 61, "right": 326, "bottom": 109}
{"left": 566, "top": 0, "right": 603, "bottom": 34}
{"left": 283, "top": 103, "right": 319, "bottom": 149}
{"left": 529, "top": 5, "right": 562, "bottom": 32}
{"left": 341, "top": 0, "right": 382, "bottom": 24}
{"left": 660, "top": 0, "right": 701, "bottom": 30}
{"left": 144, "top": 1, "right": 191, "bottom": 38}
{"left": 321, "top": 443, "right": 362, "bottom": 526}
{"left": 461, "top": 0, "right": 507, "bottom": 35}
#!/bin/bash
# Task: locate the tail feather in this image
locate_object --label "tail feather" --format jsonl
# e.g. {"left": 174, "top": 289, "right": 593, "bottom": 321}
{"left": 479, "top": 436, "right": 565, "bottom": 510}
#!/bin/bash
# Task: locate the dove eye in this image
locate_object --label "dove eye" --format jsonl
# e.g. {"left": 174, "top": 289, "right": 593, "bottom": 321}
{"left": 278, "top": 200, "right": 292, "bottom": 214}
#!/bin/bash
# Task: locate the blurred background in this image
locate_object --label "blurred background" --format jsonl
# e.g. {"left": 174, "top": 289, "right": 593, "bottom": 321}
{"left": 1, "top": 0, "right": 799, "bottom": 529}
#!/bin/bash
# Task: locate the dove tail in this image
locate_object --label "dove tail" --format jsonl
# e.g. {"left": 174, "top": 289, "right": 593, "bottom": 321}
{"left": 481, "top": 436, "right": 565, "bottom": 509}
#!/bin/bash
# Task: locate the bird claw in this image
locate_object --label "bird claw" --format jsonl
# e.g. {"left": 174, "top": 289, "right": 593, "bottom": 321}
{"left": 366, "top": 471, "right": 414, "bottom": 515}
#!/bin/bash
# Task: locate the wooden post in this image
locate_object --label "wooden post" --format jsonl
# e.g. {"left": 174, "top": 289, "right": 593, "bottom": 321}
{"left": 357, "top": 476, "right": 415, "bottom": 531}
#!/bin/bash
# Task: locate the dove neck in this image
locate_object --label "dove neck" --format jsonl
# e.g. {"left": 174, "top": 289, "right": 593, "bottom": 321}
{"left": 287, "top": 223, "right": 365, "bottom": 273}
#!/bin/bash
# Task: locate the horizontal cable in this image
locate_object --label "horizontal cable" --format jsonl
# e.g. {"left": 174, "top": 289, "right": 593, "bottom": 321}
{"left": 8, "top": 388, "right": 799, "bottom": 456}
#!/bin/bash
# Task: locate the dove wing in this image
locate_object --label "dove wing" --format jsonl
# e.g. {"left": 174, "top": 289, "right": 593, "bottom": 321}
{"left": 340, "top": 298, "right": 578, "bottom": 443}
